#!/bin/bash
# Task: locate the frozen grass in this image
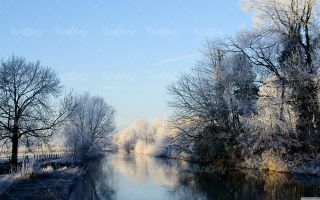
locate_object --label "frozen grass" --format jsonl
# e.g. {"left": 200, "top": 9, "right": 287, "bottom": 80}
{"left": 0, "top": 156, "right": 82, "bottom": 199}
{"left": 0, "top": 162, "right": 34, "bottom": 194}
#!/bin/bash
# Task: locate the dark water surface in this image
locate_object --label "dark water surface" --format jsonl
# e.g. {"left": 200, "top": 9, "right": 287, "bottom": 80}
{"left": 69, "top": 153, "right": 320, "bottom": 200}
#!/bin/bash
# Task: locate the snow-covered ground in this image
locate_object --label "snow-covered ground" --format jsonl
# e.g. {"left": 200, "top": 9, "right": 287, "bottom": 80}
{"left": 0, "top": 157, "right": 83, "bottom": 200}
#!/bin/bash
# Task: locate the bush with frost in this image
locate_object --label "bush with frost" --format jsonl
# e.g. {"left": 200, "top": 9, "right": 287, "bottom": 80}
{"left": 64, "top": 93, "right": 115, "bottom": 163}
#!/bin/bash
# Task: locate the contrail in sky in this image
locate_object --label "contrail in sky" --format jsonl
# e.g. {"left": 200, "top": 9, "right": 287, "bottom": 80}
{"left": 153, "top": 53, "right": 201, "bottom": 66}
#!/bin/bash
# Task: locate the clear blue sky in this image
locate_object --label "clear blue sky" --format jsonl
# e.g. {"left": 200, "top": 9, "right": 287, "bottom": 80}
{"left": 0, "top": 0, "right": 251, "bottom": 129}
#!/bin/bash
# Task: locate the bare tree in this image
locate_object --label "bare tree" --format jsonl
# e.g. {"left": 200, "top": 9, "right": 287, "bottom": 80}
{"left": 168, "top": 47, "right": 228, "bottom": 130}
{"left": 0, "top": 56, "right": 73, "bottom": 167}
{"left": 65, "top": 93, "right": 115, "bottom": 162}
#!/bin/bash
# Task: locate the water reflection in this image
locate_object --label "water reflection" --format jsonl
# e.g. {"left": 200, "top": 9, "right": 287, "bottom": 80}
{"left": 69, "top": 154, "right": 320, "bottom": 200}
{"left": 69, "top": 158, "right": 117, "bottom": 200}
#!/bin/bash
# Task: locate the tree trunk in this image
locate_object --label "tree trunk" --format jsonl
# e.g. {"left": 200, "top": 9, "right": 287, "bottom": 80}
{"left": 279, "top": 77, "right": 286, "bottom": 121}
{"left": 11, "top": 134, "right": 19, "bottom": 168}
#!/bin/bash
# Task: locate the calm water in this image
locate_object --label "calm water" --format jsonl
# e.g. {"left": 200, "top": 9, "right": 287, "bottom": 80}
{"left": 69, "top": 153, "right": 320, "bottom": 200}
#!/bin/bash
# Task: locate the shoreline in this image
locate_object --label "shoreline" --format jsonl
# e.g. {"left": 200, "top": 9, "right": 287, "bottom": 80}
{"left": 0, "top": 167, "right": 82, "bottom": 200}
{"left": 0, "top": 153, "right": 108, "bottom": 200}
{"left": 129, "top": 151, "right": 320, "bottom": 177}
{"left": 0, "top": 158, "right": 84, "bottom": 200}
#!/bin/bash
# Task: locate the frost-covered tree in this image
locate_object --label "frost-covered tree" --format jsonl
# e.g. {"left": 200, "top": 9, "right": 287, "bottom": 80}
{"left": 222, "top": 0, "right": 320, "bottom": 153}
{"left": 112, "top": 119, "right": 177, "bottom": 156}
{"left": 239, "top": 75, "right": 300, "bottom": 156}
{"left": 112, "top": 120, "right": 151, "bottom": 153}
{"left": 230, "top": 54, "right": 258, "bottom": 117}
{"left": 167, "top": 43, "right": 259, "bottom": 160}
{"left": 65, "top": 93, "right": 115, "bottom": 162}
{"left": 168, "top": 47, "right": 231, "bottom": 131}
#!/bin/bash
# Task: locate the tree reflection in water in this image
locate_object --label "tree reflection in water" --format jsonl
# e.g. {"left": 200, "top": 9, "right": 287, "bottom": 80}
{"left": 69, "top": 159, "right": 117, "bottom": 200}
{"left": 69, "top": 154, "right": 320, "bottom": 200}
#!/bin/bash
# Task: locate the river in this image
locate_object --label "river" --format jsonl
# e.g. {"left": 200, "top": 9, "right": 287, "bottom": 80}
{"left": 69, "top": 153, "right": 320, "bottom": 200}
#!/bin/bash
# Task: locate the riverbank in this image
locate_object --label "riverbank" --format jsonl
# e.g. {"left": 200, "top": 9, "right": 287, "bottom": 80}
{"left": 0, "top": 158, "right": 83, "bottom": 200}
{"left": 0, "top": 151, "right": 110, "bottom": 200}
{"left": 132, "top": 151, "right": 320, "bottom": 177}
{"left": 0, "top": 167, "right": 81, "bottom": 200}
{"left": 239, "top": 152, "right": 320, "bottom": 176}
